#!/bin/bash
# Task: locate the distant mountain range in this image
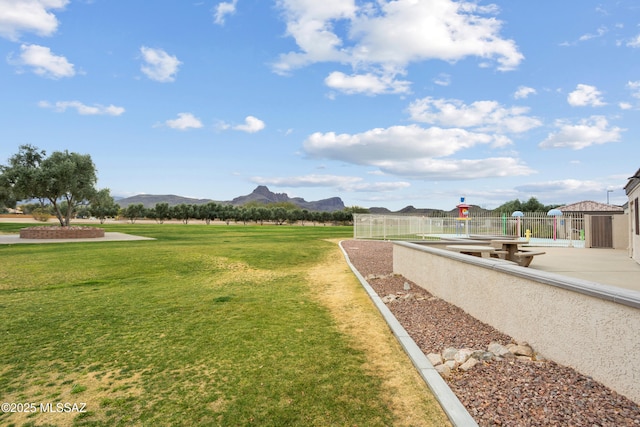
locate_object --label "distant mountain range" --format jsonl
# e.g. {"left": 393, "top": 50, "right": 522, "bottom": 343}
{"left": 115, "top": 186, "right": 494, "bottom": 214}
{"left": 368, "top": 204, "right": 489, "bottom": 215}
{"left": 116, "top": 186, "right": 346, "bottom": 212}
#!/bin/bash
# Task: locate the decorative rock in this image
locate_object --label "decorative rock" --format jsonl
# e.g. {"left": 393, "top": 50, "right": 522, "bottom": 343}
{"left": 454, "top": 348, "right": 474, "bottom": 365}
{"left": 488, "top": 342, "right": 511, "bottom": 357}
{"left": 432, "top": 342, "right": 542, "bottom": 378}
{"left": 442, "top": 347, "right": 458, "bottom": 361}
{"left": 427, "top": 353, "right": 443, "bottom": 366}
{"left": 459, "top": 357, "right": 479, "bottom": 371}
{"left": 435, "top": 364, "right": 452, "bottom": 378}
{"left": 381, "top": 294, "right": 397, "bottom": 303}
{"left": 400, "top": 293, "right": 415, "bottom": 301}
{"left": 510, "top": 344, "right": 534, "bottom": 357}
{"left": 471, "top": 350, "right": 495, "bottom": 361}
{"left": 444, "top": 360, "right": 457, "bottom": 370}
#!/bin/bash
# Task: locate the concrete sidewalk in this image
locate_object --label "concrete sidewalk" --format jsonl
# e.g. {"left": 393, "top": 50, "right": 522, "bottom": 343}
{"left": 0, "top": 232, "right": 154, "bottom": 245}
{"left": 527, "top": 247, "right": 640, "bottom": 292}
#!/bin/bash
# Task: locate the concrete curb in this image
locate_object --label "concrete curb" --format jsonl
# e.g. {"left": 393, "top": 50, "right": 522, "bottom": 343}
{"left": 338, "top": 241, "right": 478, "bottom": 427}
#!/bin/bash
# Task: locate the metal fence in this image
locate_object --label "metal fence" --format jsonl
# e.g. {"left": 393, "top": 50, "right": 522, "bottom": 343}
{"left": 353, "top": 212, "right": 585, "bottom": 247}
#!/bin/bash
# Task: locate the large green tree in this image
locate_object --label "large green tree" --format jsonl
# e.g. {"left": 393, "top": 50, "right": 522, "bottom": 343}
{"left": 0, "top": 145, "right": 98, "bottom": 226}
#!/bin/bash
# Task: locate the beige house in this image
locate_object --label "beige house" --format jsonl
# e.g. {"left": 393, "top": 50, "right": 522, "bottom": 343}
{"left": 625, "top": 168, "right": 640, "bottom": 263}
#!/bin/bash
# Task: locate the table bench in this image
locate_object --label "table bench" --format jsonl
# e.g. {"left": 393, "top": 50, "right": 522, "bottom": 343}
{"left": 512, "top": 250, "right": 546, "bottom": 267}
{"left": 446, "top": 245, "right": 498, "bottom": 258}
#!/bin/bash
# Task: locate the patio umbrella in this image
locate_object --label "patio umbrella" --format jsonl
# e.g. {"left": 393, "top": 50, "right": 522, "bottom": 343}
{"left": 512, "top": 211, "right": 524, "bottom": 237}
{"left": 547, "top": 209, "right": 563, "bottom": 240}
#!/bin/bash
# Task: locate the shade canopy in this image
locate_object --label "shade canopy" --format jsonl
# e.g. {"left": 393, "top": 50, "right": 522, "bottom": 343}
{"left": 547, "top": 209, "right": 563, "bottom": 216}
{"left": 511, "top": 211, "right": 524, "bottom": 217}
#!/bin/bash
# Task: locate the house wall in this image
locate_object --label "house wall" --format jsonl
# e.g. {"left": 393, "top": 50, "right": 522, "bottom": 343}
{"left": 629, "top": 186, "right": 640, "bottom": 263}
{"left": 393, "top": 241, "right": 640, "bottom": 404}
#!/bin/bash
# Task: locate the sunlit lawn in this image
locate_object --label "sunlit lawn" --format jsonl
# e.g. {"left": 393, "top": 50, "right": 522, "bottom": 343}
{"left": 0, "top": 223, "right": 413, "bottom": 426}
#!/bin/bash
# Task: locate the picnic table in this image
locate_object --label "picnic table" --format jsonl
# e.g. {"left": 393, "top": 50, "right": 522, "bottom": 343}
{"left": 490, "top": 240, "right": 546, "bottom": 267}
{"left": 490, "top": 239, "right": 522, "bottom": 260}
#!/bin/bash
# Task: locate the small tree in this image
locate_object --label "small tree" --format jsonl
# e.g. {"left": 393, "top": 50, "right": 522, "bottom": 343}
{"left": 197, "top": 202, "right": 218, "bottom": 225}
{"left": 123, "top": 203, "right": 145, "bottom": 223}
{"left": 172, "top": 203, "right": 194, "bottom": 224}
{"left": 89, "top": 188, "right": 120, "bottom": 224}
{"left": 0, "top": 145, "right": 98, "bottom": 226}
{"left": 152, "top": 202, "right": 171, "bottom": 224}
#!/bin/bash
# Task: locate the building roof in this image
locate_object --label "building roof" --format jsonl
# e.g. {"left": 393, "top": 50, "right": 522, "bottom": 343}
{"left": 624, "top": 167, "right": 640, "bottom": 195}
{"left": 558, "top": 200, "right": 624, "bottom": 212}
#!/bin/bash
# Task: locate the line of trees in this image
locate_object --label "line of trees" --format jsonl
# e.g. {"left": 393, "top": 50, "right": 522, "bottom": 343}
{"left": 15, "top": 198, "right": 361, "bottom": 226}
{"left": 120, "top": 201, "right": 360, "bottom": 226}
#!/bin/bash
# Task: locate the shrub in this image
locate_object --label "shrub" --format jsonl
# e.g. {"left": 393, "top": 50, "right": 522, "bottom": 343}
{"left": 32, "top": 207, "right": 51, "bottom": 222}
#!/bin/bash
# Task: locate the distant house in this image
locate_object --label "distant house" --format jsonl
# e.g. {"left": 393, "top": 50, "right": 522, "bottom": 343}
{"left": 557, "top": 200, "right": 624, "bottom": 215}
{"left": 624, "top": 168, "right": 640, "bottom": 263}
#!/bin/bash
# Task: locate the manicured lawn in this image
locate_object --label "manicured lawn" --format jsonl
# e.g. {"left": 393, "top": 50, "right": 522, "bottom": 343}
{"left": 0, "top": 223, "right": 446, "bottom": 426}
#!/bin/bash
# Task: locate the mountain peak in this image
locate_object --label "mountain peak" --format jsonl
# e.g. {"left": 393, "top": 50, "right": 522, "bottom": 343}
{"left": 232, "top": 186, "right": 345, "bottom": 211}
{"left": 252, "top": 185, "right": 272, "bottom": 196}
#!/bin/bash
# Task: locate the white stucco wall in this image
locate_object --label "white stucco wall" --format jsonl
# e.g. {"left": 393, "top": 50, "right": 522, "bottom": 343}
{"left": 393, "top": 242, "right": 640, "bottom": 404}
{"left": 629, "top": 185, "right": 640, "bottom": 263}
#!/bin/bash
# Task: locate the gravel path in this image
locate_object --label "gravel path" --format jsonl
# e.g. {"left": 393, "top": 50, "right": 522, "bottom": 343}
{"left": 341, "top": 239, "right": 640, "bottom": 427}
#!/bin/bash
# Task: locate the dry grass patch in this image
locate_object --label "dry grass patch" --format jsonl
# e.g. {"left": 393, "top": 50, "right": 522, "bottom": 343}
{"left": 306, "top": 240, "right": 451, "bottom": 427}
{"left": 2, "top": 366, "right": 145, "bottom": 426}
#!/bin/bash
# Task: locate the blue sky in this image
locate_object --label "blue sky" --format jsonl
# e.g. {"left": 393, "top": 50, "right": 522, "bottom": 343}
{"left": 1, "top": 0, "right": 639, "bottom": 210}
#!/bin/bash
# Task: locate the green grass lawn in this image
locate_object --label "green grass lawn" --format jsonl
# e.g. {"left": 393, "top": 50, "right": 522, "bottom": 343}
{"left": 0, "top": 223, "right": 433, "bottom": 426}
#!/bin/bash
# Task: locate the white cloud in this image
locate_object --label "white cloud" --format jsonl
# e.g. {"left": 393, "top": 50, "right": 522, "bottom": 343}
{"left": 273, "top": 0, "right": 523, "bottom": 83}
{"left": 10, "top": 43, "right": 74, "bottom": 78}
{"left": 272, "top": 0, "right": 356, "bottom": 75}
{"left": 233, "top": 116, "right": 265, "bottom": 133}
{"left": 627, "top": 80, "right": 640, "bottom": 98}
{"left": 140, "top": 46, "right": 181, "bottom": 82}
{"left": 0, "top": 0, "right": 68, "bottom": 41}
{"left": 567, "top": 84, "right": 606, "bottom": 107}
{"left": 627, "top": 34, "right": 640, "bottom": 48}
{"left": 214, "top": 0, "right": 237, "bottom": 25}
{"left": 514, "top": 86, "right": 536, "bottom": 99}
{"left": 407, "top": 97, "right": 542, "bottom": 134}
{"left": 164, "top": 113, "right": 203, "bottom": 130}
{"left": 619, "top": 102, "right": 633, "bottom": 110}
{"left": 304, "top": 125, "right": 492, "bottom": 163}
{"left": 376, "top": 157, "right": 534, "bottom": 180}
{"left": 252, "top": 174, "right": 410, "bottom": 192}
{"left": 302, "top": 124, "right": 534, "bottom": 180}
{"left": 349, "top": 1, "right": 522, "bottom": 70}
{"left": 433, "top": 73, "right": 451, "bottom": 86}
{"left": 539, "top": 116, "right": 623, "bottom": 150}
{"left": 578, "top": 26, "right": 607, "bottom": 42}
{"left": 38, "top": 100, "right": 125, "bottom": 116}
{"left": 515, "top": 179, "right": 608, "bottom": 201}
{"left": 324, "top": 71, "right": 410, "bottom": 95}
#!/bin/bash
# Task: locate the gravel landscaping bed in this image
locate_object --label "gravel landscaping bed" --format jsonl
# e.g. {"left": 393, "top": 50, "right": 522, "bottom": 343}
{"left": 341, "top": 239, "right": 640, "bottom": 427}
